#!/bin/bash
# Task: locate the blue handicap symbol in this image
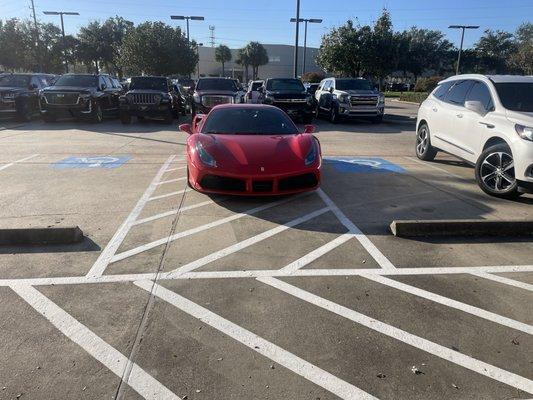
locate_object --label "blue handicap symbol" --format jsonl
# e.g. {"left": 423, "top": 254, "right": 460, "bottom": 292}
{"left": 53, "top": 155, "right": 132, "bottom": 169}
{"left": 324, "top": 157, "right": 406, "bottom": 174}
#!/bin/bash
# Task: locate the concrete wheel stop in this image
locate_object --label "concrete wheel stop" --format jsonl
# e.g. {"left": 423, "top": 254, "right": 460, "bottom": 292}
{"left": 0, "top": 226, "right": 84, "bottom": 245}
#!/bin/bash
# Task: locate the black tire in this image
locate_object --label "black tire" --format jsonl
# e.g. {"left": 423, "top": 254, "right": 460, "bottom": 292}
{"left": 303, "top": 115, "right": 314, "bottom": 124}
{"left": 186, "top": 166, "right": 194, "bottom": 189}
{"left": 415, "top": 123, "right": 438, "bottom": 161}
{"left": 16, "top": 104, "right": 32, "bottom": 122}
{"left": 137, "top": 116, "right": 145, "bottom": 121}
{"left": 91, "top": 102, "right": 103, "bottom": 123}
{"left": 371, "top": 115, "right": 383, "bottom": 124}
{"left": 329, "top": 106, "right": 339, "bottom": 124}
{"left": 475, "top": 143, "right": 521, "bottom": 199}
{"left": 42, "top": 113, "right": 56, "bottom": 123}
{"left": 163, "top": 110, "right": 173, "bottom": 125}
{"left": 315, "top": 106, "right": 321, "bottom": 119}
{"left": 120, "top": 113, "right": 131, "bottom": 125}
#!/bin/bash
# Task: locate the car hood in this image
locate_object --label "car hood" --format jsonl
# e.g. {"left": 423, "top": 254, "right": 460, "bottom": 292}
{"left": 197, "top": 133, "right": 314, "bottom": 173}
{"left": 505, "top": 109, "right": 533, "bottom": 126}
{"left": 196, "top": 90, "right": 236, "bottom": 96}
{"left": 338, "top": 90, "right": 379, "bottom": 96}
{"left": 266, "top": 90, "right": 308, "bottom": 99}
{"left": 42, "top": 86, "right": 95, "bottom": 93}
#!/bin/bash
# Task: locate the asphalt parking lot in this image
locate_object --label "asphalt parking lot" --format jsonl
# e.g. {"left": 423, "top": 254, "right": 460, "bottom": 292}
{"left": 0, "top": 100, "right": 532, "bottom": 400}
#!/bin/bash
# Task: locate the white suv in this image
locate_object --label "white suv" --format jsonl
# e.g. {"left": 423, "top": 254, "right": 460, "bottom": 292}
{"left": 416, "top": 74, "right": 533, "bottom": 198}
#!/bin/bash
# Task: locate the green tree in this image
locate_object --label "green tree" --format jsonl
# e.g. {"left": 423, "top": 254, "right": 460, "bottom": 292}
{"left": 475, "top": 29, "right": 515, "bottom": 73}
{"left": 302, "top": 72, "right": 324, "bottom": 83}
{"left": 76, "top": 21, "right": 105, "bottom": 73}
{"left": 121, "top": 21, "right": 197, "bottom": 76}
{"left": 101, "top": 17, "right": 134, "bottom": 78}
{"left": 0, "top": 19, "right": 31, "bottom": 71}
{"left": 368, "top": 10, "right": 396, "bottom": 89}
{"left": 510, "top": 23, "right": 533, "bottom": 74}
{"left": 214, "top": 44, "right": 232, "bottom": 76}
{"left": 243, "top": 42, "right": 268, "bottom": 80}
{"left": 236, "top": 48, "right": 251, "bottom": 82}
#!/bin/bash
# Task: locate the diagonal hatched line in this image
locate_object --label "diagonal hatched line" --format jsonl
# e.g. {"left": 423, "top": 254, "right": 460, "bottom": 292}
{"left": 149, "top": 188, "right": 190, "bottom": 201}
{"left": 134, "top": 280, "right": 378, "bottom": 400}
{"left": 86, "top": 155, "right": 176, "bottom": 278}
{"left": 258, "top": 277, "right": 533, "bottom": 395}
{"left": 471, "top": 272, "right": 533, "bottom": 292}
{"left": 11, "top": 284, "right": 180, "bottom": 400}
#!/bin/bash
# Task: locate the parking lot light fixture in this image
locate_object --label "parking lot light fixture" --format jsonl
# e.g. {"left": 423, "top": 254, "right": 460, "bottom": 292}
{"left": 291, "top": 17, "right": 323, "bottom": 76}
{"left": 43, "top": 11, "right": 80, "bottom": 73}
{"left": 171, "top": 15, "right": 205, "bottom": 43}
{"left": 449, "top": 25, "right": 479, "bottom": 75}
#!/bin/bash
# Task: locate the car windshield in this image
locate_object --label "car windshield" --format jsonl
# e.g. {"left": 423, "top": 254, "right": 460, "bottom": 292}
{"left": 196, "top": 79, "right": 237, "bottom": 91}
{"left": 494, "top": 83, "right": 533, "bottom": 112}
{"left": 129, "top": 77, "right": 168, "bottom": 91}
{"left": 266, "top": 79, "right": 305, "bottom": 91}
{"left": 335, "top": 79, "right": 373, "bottom": 91}
{"left": 0, "top": 75, "right": 30, "bottom": 87}
{"left": 54, "top": 75, "right": 98, "bottom": 87}
{"left": 251, "top": 82, "right": 263, "bottom": 91}
{"left": 201, "top": 108, "right": 298, "bottom": 135}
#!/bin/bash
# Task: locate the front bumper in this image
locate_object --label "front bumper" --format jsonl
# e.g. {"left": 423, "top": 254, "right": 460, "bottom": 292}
{"left": 0, "top": 100, "right": 17, "bottom": 116}
{"left": 271, "top": 102, "right": 314, "bottom": 118}
{"left": 189, "top": 160, "right": 321, "bottom": 196}
{"left": 120, "top": 103, "right": 171, "bottom": 117}
{"left": 40, "top": 99, "right": 93, "bottom": 116}
{"left": 338, "top": 103, "right": 385, "bottom": 117}
{"left": 512, "top": 140, "right": 533, "bottom": 182}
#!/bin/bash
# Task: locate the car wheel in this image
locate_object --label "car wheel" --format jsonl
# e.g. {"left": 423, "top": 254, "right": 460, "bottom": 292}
{"left": 303, "top": 115, "right": 314, "bottom": 124}
{"left": 186, "top": 166, "right": 194, "bottom": 190}
{"left": 329, "top": 106, "right": 338, "bottom": 124}
{"left": 17, "top": 104, "right": 32, "bottom": 122}
{"left": 415, "top": 123, "right": 438, "bottom": 161}
{"left": 42, "top": 113, "right": 56, "bottom": 123}
{"left": 92, "top": 102, "right": 103, "bottom": 123}
{"left": 164, "top": 110, "right": 174, "bottom": 125}
{"left": 120, "top": 113, "right": 131, "bottom": 125}
{"left": 475, "top": 144, "right": 521, "bottom": 199}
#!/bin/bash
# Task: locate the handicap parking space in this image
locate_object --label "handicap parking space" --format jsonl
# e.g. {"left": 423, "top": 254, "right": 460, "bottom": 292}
{"left": 0, "top": 115, "right": 532, "bottom": 399}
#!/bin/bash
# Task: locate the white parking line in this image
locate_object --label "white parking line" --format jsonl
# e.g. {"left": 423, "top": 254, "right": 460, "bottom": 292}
{"left": 156, "top": 178, "right": 186, "bottom": 185}
{"left": 363, "top": 274, "right": 533, "bottom": 335}
{"left": 86, "top": 155, "right": 176, "bottom": 278}
{"left": 317, "top": 189, "right": 396, "bottom": 270}
{"left": 132, "top": 199, "right": 217, "bottom": 226}
{"left": 169, "top": 207, "right": 331, "bottom": 276}
{"left": 471, "top": 272, "right": 533, "bottom": 292}
{"left": 0, "top": 154, "right": 39, "bottom": 172}
{"left": 134, "top": 280, "right": 378, "bottom": 400}
{"left": 164, "top": 166, "right": 186, "bottom": 173}
{"left": 258, "top": 277, "right": 533, "bottom": 395}
{"left": 11, "top": 284, "right": 180, "bottom": 400}
{"left": 149, "top": 189, "right": 190, "bottom": 201}
{"left": 404, "top": 156, "right": 465, "bottom": 180}
{"left": 110, "top": 195, "right": 308, "bottom": 264}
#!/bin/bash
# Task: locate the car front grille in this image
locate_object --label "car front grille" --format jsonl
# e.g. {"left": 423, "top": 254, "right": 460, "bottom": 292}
{"left": 202, "top": 95, "right": 233, "bottom": 108}
{"left": 200, "top": 174, "right": 246, "bottom": 192}
{"left": 350, "top": 96, "right": 378, "bottom": 106}
{"left": 273, "top": 98, "right": 307, "bottom": 103}
{"left": 130, "top": 93, "right": 158, "bottom": 105}
{"left": 252, "top": 180, "right": 273, "bottom": 192}
{"left": 44, "top": 92, "right": 80, "bottom": 105}
{"left": 278, "top": 173, "right": 318, "bottom": 191}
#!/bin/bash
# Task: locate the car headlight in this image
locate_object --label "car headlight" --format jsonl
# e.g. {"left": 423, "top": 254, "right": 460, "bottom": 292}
{"left": 305, "top": 140, "right": 318, "bottom": 166}
{"left": 338, "top": 94, "right": 350, "bottom": 103}
{"left": 378, "top": 94, "right": 385, "bottom": 104}
{"left": 193, "top": 93, "right": 201, "bottom": 103}
{"left": 195, "top": 141, "right": 217, "bottom": 167}
{"left": 516, "top": 124, "right": 533, "bottom": 142}
{"left": 306, "top": 95, "right": 314, "bottom": 106}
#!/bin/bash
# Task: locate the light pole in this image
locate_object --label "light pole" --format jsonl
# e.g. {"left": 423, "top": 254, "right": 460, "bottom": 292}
{"left": 170, "top": 15, "right": 205, "bottom": 43}
{"left": 449, "top": 25, "right": 479, "bottom": 75}
{"left": 290, "top": 18, "right": 322, "bottom": 76}
{"left": 196, "top": 43, "right": 203, "bottom": 79}
{"left": 293, "top": 0, "right": 300, "bottom": 78}
{"left": 43, "top": 11, "right": 79, "bottom": 73}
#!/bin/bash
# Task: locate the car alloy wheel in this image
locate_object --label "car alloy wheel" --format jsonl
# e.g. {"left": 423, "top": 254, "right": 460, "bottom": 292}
{"left": 480, "top": 151, "right": 515, "bottom": 193}
{"left": 415, "top": 123, "right": 437, "bottom": 161}
{"left": 93, "top": 103, "right": 103, "bottom": 123}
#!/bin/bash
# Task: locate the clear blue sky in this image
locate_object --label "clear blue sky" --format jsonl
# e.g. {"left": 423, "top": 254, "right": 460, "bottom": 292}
{"left": 1, "top": 0, "right": 531, "bottom": 49}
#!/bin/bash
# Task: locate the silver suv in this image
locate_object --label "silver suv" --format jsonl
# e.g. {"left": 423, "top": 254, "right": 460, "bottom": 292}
{"left": 314, "top": 78, "right": 385, "bottom": 123}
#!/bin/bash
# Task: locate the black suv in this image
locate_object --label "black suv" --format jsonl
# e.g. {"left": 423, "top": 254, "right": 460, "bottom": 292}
{"left": 259, "top": 78, "right": 315, "bottom": 123}
{"left": 192, "top": 78, "right": 244, "bottom": 116}
{"left": 0, "top": 73, "right": 56, "bottom": 121}
{"left": 119, "top": 76, "right": 187, "bottom": 124}
{"left": 40, "top": 74, "right": 123, "bottom": 123}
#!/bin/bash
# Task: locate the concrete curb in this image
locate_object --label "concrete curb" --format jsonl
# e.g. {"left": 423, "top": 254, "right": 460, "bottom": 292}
{"left": 390, "top": 220, "right": 533, "bottom": 238}
{"left": 388, "top": 99, "right": 422, "bottom": 105}
{"left": 0, "top": 226, "right": 84, "bottom": 245}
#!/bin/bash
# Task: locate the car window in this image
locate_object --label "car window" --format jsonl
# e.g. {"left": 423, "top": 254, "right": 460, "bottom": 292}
{"left": 323, "top": 80, "right": 331, "bottom": 91}
{"left": 0, "top": 75, "right": 30, "bottom": 87}
{"left": 201, "top": 107, "right": 299, "bottom": 135}
{"left": 494, "top": 82, "right": 533, "bottom": 112}
{"left": 445, "top": 80, "right": 474, "bottom": 106}
{"left": 103, "top": 76, "right": 113, "bottom": 89}
{"left": 30, "top": 76, "right": 41, "bottom": 89}
{"left": 196, "top": 79, "right": 237, "bottom": 91}
{"left": 266, "top": 79, "right": 305, "bottom": 91}
{"left": 433, "top": 81, "right": 454, "bottom": 100}
{"left": 466, "top": 81, "right": 493, "bottom": 110}
{"left": 335, "top": 79, "right": 373, "bottom": 91}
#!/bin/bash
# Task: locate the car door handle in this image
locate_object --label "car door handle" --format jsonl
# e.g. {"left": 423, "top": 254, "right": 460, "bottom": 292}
{"left": 479, "top": 122, "right": 495, "bottom": 129}
{"left": 456, "top": 114, "right": 463, "bottom": 118}
{"left": 432, "top": 107, "right": 438, "bottom": 112}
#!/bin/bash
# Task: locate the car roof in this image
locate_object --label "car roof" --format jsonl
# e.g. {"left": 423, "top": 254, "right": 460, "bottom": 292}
{"left": 211, "top": 104, "right": 281, "bottom": 111}
{"left": 442, "top": 74, "right": 533, "bottom": 84}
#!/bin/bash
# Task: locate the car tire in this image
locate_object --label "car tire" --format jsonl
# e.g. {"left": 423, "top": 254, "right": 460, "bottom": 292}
{"left": 164, "top": 110, "right": 173, "bottom": 125}
{"left": 92, "top": 102, "right": 103, "bottom": 123}
{"left": 120, "top": 113, "right": 131, "bottom": 125}
{"left": 415, "top": 123, "right": 438, "bottom": 161}
{"left": 186, "top": 166, "right": 194, "bottom": 189}
{"left": 303, "top": 115, "right": 314, "bottom": 124}
{"left": 17, "top": 104, "right": 32, "bottom": 122}
{"left": 329, "top": 106, "right": 339, "bottom": 124}
{"left": 42, "top": 113, "right": 56, "bottom": 123}
{"left": 475, "top": 143, "right": 521, "bottom": 199}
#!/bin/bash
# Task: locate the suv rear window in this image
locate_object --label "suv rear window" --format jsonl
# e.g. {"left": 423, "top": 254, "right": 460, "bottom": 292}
{"left": 196, "top": 79, "right": 237, "bottom": 91}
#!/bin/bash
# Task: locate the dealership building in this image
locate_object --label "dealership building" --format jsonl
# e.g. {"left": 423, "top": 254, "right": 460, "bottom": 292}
{"left": 197, "top": 44, "right": 324, "bottom": 81}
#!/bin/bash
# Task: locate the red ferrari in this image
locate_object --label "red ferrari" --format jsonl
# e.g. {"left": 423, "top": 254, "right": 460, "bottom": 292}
{"left": 179, "top": 104, "right": 321, "bottom": 195}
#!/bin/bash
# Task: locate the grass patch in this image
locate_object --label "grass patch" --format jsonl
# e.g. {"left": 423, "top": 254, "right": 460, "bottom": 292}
{"left": 384, "top": 91, "right": 402, "bottom": 98}
{"left": 398, "top": 92, "right": 428, "bottom": 104}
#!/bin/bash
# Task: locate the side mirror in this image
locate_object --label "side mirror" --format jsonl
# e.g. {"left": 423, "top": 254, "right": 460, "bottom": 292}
{"left": 328, "top": 87, "right": 334, "bottom": 93}
{"left": 303, "top": 124, "right": 315, "bottom": 134}
{"left": 179, "top": 123, "right": 193, "bottom": 135}
{"left": 465, "top": 100, "right": 487, "bottom": 116}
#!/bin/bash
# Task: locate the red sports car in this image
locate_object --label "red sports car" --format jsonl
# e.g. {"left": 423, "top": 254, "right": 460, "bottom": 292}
{"left": 179, "top": 104, "right": 321, "bottom": 195}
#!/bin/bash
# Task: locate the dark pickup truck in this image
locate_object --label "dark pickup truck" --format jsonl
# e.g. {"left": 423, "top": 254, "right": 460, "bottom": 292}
{"left": 0, "top": 73, "right": 56, "bottom": 121}
{"left": 40, "top": 74, "right": 123, "bottom": 123}
{"left": 192, "top": 78, "right": 245, "bottom": 117}
{"left": 259, "top": 78, "right": 315, "bottom": 123}
{"left": 119, "top": 76, "right": 186, "bottom": 124}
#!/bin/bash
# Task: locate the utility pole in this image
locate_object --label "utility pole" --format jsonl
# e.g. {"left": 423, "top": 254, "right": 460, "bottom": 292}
{"left": 449, "top": 25, "right": 479, "bottom": 75}
{"left": 43, "top": 11, "right": 80, "bottom": 73}
{"left": 196, "top": 43, "right": 203, "bottom": 79}
{"left": 291, "top": 18, "right": 322, "bottom": 76}
{"left": 293, "top": 0, "right": 300, "bottom": 78}
{"left": 170, "top": 15, "right": 205, "bottom": 43}
{"left": 209, "top": 26, "right": 216, "bottom": 48}
{"left": 30, "top": 0, "right": 41, "bottom": 71}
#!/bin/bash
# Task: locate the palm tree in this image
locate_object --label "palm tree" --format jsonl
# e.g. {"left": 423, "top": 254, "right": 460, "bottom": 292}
{"left": 236, "top": 48, "right": 251, "bottom": 82}
{"left": 214, "top": 44, "right": 232, "bottom": 76}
